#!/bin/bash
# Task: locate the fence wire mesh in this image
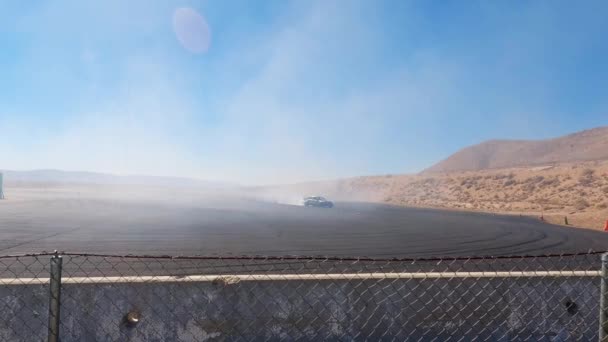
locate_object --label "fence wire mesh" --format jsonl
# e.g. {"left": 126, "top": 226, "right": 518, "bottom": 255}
{"left": 0, "top": 251, "right": 606, "bottom": 341}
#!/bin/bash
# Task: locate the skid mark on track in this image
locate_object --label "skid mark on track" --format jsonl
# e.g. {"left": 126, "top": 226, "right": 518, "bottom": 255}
{"left": 0, "top": 227, "right": 82, "bottom": 253}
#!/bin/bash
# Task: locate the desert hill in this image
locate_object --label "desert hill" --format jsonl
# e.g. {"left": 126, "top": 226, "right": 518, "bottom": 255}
{"left": 425, "top": 127, "right": 608, "bottom": 173}
{"left": 0, "top": 169, "right": 232, "bottom": 188}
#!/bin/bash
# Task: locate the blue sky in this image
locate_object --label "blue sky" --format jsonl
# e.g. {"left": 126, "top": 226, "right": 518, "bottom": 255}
{"left": 0, "top": 1, "right": 607, "bottom": 184}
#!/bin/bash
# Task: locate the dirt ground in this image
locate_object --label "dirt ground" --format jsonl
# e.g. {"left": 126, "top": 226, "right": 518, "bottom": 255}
{"left": 337, "top": 160, "right": 608, "bottom": 231}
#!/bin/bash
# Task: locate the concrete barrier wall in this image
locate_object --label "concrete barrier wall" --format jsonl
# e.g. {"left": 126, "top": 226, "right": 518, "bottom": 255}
{"left": 0, "top": 277, "right": 599, "bottom": 341}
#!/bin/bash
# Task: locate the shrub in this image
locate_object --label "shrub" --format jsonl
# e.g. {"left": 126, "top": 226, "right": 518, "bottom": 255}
{"left": 578, "top": 168, "right": 595, "bottom": 186}
{"left": 578, "top": 176, "right": 594, "bottom": 186}
{"left": 525, "top": 175, "right": 544, "bottom": 184}
{"left": 582, "top": 168, "right": 595, "bottom": 177}
{"left": 492, "top": 174, "right": 506, "bottom": 180}
{"left": 503, "top": 179, "right": 517, "bottom": 187}
{"left": 522, "top": 184, "right": 536, "bottom": 192}
{"left": 540, "top": 178, "right": 559, "bottom": 187}
{"left": 597, "top": 202, "right": 608, "bottom": 209}
{"left": 574, "top": 199, "right": 590, "bottom": 211}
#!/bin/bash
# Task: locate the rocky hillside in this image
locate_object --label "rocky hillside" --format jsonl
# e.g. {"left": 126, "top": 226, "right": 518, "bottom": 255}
{"left": 425, "top": 127, "right": 608, "bottom": 173}
{"left": 339, "top": 161, "right": 608, "bottom": 230}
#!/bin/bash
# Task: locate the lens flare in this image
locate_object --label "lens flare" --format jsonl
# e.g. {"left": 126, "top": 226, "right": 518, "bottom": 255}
{"left": 172, "top": 7, "right": 211, "bottom": 53}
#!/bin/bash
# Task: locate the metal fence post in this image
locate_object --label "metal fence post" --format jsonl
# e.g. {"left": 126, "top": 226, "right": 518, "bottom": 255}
{"left": 48, "top": 252, "right": 63, "bottom": 342}
{"left": 600, "top": 253, "right": 608, "bottom": 341}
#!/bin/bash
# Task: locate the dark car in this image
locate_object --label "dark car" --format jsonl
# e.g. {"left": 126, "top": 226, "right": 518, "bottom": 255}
{"left": 302, "top": 196, "right": 334, "bottom": 208}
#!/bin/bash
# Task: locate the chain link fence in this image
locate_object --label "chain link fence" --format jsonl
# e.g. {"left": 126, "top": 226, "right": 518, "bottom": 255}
{"left": 1, "top": 251, "right": 608, "bottom": 341}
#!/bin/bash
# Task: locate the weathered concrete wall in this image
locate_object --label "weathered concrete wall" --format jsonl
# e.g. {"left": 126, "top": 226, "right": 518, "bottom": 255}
{"left": 0, "top": 278, "right": 600, "bottom": 341}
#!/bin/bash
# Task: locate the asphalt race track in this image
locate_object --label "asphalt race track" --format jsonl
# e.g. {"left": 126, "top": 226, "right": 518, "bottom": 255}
{"left": 0, "top": 198, "right": 607, "bottom": 258}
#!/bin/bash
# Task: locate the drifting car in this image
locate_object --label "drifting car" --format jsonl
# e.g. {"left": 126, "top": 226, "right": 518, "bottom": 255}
{"left": 302, "top": 196, "right": 334, "bottom": 208}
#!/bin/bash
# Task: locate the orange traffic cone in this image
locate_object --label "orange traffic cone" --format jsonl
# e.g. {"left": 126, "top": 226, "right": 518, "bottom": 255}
{"left": 604, "top": 220, "right": 608, "bottom": 231}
